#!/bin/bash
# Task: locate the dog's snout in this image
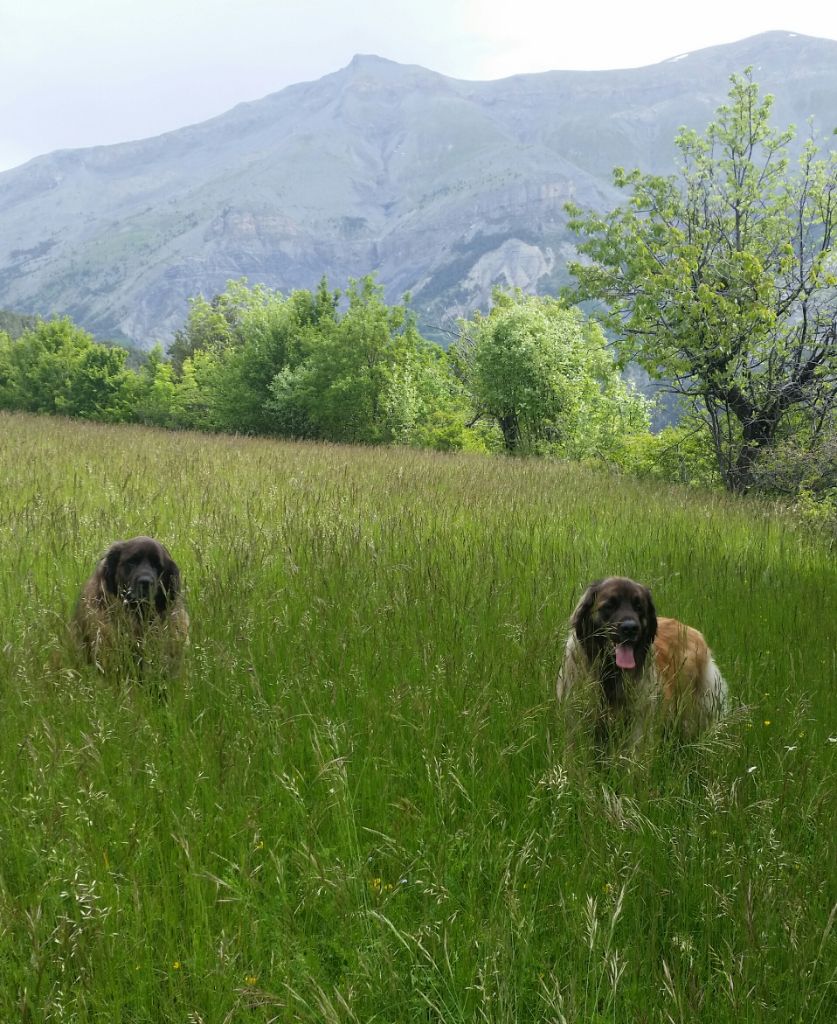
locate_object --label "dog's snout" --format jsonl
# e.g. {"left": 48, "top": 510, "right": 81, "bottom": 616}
{"left": 617, "top": 617, "right": 640, "bottom": 639}
{"left": 133, "top": 573, "right": 156, "bottom": 594}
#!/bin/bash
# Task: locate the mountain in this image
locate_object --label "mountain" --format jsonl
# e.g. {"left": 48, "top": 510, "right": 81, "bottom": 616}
{"left": 0, "top": 308, "right": 38, "bottom": 338}
{"left": 0, "top": 31, "right": 835, "bottom": 348}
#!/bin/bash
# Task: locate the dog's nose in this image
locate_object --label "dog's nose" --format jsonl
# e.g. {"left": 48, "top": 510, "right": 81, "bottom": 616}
{"left": 134, "top": 575, "right": 156, "bottom": 596}
{"left": 618, "top": 618, "right": 640, "bottom": 640}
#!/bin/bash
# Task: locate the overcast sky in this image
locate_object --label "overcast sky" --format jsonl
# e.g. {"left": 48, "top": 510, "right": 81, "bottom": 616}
{"left": 2, "top": 0, "right": 836, "bottom": 172}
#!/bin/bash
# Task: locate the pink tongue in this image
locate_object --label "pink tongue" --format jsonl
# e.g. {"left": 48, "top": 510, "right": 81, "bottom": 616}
{"left": 615, "top": 643, "right": 636, "bottom": 670}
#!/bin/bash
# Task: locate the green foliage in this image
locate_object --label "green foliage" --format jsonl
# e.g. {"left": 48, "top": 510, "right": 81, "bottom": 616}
{"left": 130, "top": 345, "right": 187, "bottom": 428}
{"left": 167, "top": 278, "right": 257, "bottom": 369}
{"left": 162, "top": 275, "right": 481, "bottom": 449}
{"left": 0, "top": 317, "right": 133, "bottom": 421}
{"left": 608, "top": 421, "right": 721, "bottom": 486}
{"left": 166, "top": 278, "right": 338, "bottom": 434}
{"left": 749, "top": 417, "right": 837, "bottom": 535}
{"left": 0, "top": 278, "right": 489, "bottom": 453}
{"left": 454, "top": 291, "right": 650, "bottom": 455}
{"left": 1, "top": 412, "right": 835, "bottom": 1022}
{"left": 266, "top": 276, "right": 476, "bottom": 448}
{"left": 566, "top": 69, "right": 837, "bottom": 492}
{"left": 0, "top": 331, "right": 12, "bottom": 408}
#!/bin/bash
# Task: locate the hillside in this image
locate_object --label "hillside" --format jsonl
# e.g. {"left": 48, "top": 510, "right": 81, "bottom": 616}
{"left": 0, "top": 308, "right": 38, "bottom": 338}
{"left": 0, "top": 31, "right": 835, "bottom": 347}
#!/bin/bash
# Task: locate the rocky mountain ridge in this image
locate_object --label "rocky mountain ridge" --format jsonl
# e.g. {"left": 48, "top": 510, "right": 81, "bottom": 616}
{"left": 0, "top": 31, "right": 835, "bottom": 347}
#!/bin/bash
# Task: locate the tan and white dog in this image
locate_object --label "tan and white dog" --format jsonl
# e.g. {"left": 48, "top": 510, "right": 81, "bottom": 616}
{"left": 557, "top": 577, "right": 727, "bottom": 743}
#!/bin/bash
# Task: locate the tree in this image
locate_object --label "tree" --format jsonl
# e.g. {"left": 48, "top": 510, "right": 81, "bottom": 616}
{"left": 217, "top": 279, "right": 337, "bottom": 435}
{"left": 0, "top": 317, "right": 133, "bottom": 421}
{"left": 167, "top": 280, "right": 252, "bottom": 371}
{"left": 130, "top": 345, "right": 180, "bottom": 427}
{"left": 0, "top": 330, "right": 14, "bottom": 408}
{"left": 453, "top": 291, "right": 649, "bottom": 456}
{"left": 167, "top": 278, "right": 339, "bottom": 434}
{"left": 566, "top": 70, "right": 837, "bottom": 492}
{"left": 266, "top": 276, "right": 468, "bottom": 447}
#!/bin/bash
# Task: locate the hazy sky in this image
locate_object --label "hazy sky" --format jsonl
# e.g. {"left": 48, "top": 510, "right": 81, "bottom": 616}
{"left": 2, "top": 0, "right": 836, "bottom": 172}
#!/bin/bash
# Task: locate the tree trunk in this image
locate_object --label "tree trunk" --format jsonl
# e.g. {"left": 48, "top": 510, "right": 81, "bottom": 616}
{"left": 498, "top": 411, "right": 520, "bottom": 453}
{"left": 728, "top": 413, "right": 780, "bottom": 492}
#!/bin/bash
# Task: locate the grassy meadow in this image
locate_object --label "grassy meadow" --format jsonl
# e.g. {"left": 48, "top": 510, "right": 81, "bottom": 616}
{"left": 0, "top": 410, "right": 834, "bottom": 1023}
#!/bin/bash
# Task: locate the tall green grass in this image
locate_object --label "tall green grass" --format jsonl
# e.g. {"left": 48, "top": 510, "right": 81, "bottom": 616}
{"left": 0, "top": 410, "right": 834, "bottom": 1022}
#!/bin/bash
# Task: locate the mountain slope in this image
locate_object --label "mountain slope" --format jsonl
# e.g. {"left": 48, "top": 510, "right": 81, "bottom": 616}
{"left": 0, "top": 31, "right": 835, "bottom": 347}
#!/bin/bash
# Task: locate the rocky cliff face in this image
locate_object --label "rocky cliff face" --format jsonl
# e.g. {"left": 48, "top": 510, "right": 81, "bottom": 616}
{"left": 0, "top": 32, "right": 835, "bottom": 347}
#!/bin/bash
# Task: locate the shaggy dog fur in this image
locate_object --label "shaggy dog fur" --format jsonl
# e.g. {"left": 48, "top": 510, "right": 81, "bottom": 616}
{"left": 557, "top": 577, "right": 727, "bottom": 744}
{"left": 73, "top": 536, "right": 189, "bottom": 674}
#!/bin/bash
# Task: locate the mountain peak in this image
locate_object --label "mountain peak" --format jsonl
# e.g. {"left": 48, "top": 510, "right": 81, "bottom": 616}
{"left": 342, "top": 53, "right": 410, "bottom": 78}
{"left": 338, "top": 52, "right": 445, "bottom": 86}
{"left": 347, "top": 53, "right": 397, "bottom": 69}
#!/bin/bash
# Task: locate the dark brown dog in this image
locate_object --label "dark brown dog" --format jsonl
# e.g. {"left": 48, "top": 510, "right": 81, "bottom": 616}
{"left": 73, "top": 536, "right": 189, "bottom": 674}
{"left": 557, "top": 577, "right": 727, "bottom": 742}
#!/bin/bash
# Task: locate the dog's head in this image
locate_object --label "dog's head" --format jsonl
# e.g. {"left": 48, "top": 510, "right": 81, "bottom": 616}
{"left": 571, "top": 576, "right": 658, "bottom": 675}
{"left": 100, "top": 536, "right": 181, "bottom": 615}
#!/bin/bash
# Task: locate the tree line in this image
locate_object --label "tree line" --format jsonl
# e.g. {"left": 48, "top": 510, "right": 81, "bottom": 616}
{"left": 0, "top": 279, "right": 658, "bottom": 464}
{"left": 1, "top": 72, "right": 834, "bottom": 518}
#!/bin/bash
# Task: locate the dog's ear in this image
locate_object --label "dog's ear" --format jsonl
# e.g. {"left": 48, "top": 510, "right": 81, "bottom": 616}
{"left": 570, "top": 580, "right": 601, "bottom": 657}
{"left": 157, "top": 554, "right": 181, "bottom": 612}
{"left": 99, "top": 541, "right": 125, "bottom": 595}
{"left": 642, "top": 585, "right": 658, "bottom": 643}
